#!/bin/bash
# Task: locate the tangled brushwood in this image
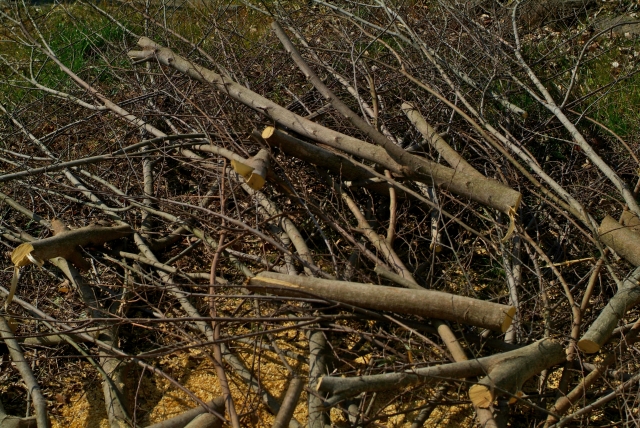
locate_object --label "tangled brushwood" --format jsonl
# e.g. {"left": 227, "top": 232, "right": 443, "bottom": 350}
{"left": 1, "top": 0, "right": 640, "bottom": 426}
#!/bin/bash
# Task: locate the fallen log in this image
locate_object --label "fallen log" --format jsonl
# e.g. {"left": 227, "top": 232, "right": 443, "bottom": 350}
{"left": 599, "top": 215, "right": 640, "bottom": 266}
{"left": 316, "top": 339, "right": 564, "bottom": 407}
{"left": 578, "top": 266, "right": 640, "bottom": 353}
{"left": 247, "top": 271, "right": 515, "bottom": 332}
{"left": 128, "top": 38, "right": 521, "bottom": 216}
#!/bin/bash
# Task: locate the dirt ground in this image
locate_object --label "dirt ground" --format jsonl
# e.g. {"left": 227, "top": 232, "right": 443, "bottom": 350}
{"left": 48, "top": 347, "right": 472, "bottom": 427}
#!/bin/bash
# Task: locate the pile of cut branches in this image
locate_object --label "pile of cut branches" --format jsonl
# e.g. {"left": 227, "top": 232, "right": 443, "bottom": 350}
{"left": 1, "top": 0, "right": 640, "bottom": 426}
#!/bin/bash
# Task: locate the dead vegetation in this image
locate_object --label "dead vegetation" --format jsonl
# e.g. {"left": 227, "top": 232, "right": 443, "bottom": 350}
{"left": 1, "top": 0, "right": 640, "bottom": 426}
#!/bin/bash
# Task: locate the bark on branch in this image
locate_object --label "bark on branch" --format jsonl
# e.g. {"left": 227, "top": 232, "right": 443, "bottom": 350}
{"left": 578, "top": 266, "right": 640, "bottom": 353}
{"left": 599, "top": 215, "right": 640, "bottom": 267}
{"left": 0, "top": 397, "right": 37, "bottom": 428}
{"left": 316, "top": 339, "right": 564, "bottom": 407}
{"left": 402, "top": 102, "right": 482, "bottom": 178}
{"left": 261, "top": 127, "right": 392, "bottom": 196}
{"left": 11, "top": 222, "right": 133, "bottom": 271}
{"left": 128, "top": 37, "right": 521, "bottom": 215}
{"left": 247, "top": 271, "right": 515, "bottom": 331}
{"left": 230, "top": 148, "right": 270, "bottom": 190}
{"left": 6, "top": 221, "right": 133, "bottom": 308}
{"left": 144, "top": 398, "right": 226, "bottom": 428}
{"left": 0, "top": 317, "right": 50, "bottom": 428}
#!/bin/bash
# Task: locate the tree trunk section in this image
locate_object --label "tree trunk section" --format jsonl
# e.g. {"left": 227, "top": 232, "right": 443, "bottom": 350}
{"left": 578, "top": 266, "right": 640, "bottom": 353}
{"left": 248, "top": 271, "right": 515, "bottom": 331}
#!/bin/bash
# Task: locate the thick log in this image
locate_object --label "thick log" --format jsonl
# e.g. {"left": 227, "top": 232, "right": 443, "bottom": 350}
{"left": 316, "top": 339, "right": 563, "bottom": 407}
{"left": 599, "top": 215, "right": 640, "bottom": 266}
{"left": 247, "top": 271, "right": 515, "bottom": 332}
{"left": 578, "top": 266, "right": 640, "bottom": 353}
{"left": 128, "top": 38, "right": 521, "bottom": 215}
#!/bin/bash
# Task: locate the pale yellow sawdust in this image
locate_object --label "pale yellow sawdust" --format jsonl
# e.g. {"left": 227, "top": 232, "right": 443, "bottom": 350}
{"left": 51, "top": 347, "right": 309, "bottom": 428}
{"left": 50, "top": 342, "right": 472, "bottom": 427}
{"left": 51, "top": 385, "right": 110, "bottom": 428}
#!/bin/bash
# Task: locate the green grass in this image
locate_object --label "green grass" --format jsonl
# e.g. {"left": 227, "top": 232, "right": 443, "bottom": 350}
{"left": 0, "top": 3, "right": 127, "bottom": 103}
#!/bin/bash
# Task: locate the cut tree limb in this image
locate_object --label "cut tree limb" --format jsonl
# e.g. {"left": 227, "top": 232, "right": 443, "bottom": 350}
{"left": 0, "top": 317, "right": 50, "bottom": 428}
{"left": 307, "top": 329, "right": 331, "bottom": 428}
{"left": 6, "top": 221, "right": 133, "bottom": 308}
{"left": 271, "top": 21, "right": 417, "bottom": 174}
{"left": 316, "top": 339, "right": 564, "bottom": 407}
{"left": 578, "top": 266, "right": 640, "bottom": 353}
{"left": 468, "top": 339, "right": 565, "bottom": 408}
{"left": 247, "top": 271, "right": 515, "bottom": 331}
{"left": 598, "top": 215, "right": 640, "bottom": 266}
{"left": 402, "top": 102, "right": 482, "bottom": 178}
{"left": 231, "top": 148, "right": 270, "bottom": 190}
{"left": 261, "top": 127, "right": 391, "bottom": 196}
{"left": 145, "top": 397, "right": 225, "bottom": 428}
{"left": 270, "top": 22, "right": 520, "bottom": 215}
{"left": 272, "top": 377, "right": 304, "bottom": 428}
{"left": 128, "top": 37, "right": 521, "bottom": 215}
{"left": 11, "top": 223, "right": 133, "bottom": 270}
{"left": 620, "top": 210, "right": 640, "bottom": 233}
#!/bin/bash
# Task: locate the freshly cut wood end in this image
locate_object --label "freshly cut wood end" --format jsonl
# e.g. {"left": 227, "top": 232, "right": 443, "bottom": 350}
{"left": 246, "top": 149, "right": 270, "bottom": 190}
{"left": 469, "top": 384, "right": 493, "bottom": 408}
{"left": 247, "top": 172, "right": 266, "bottom": 190}
{"left": 501, "top": 306, "right": 517, "bottom": 333}
{"left": 11, "top": 243, "right": 35, "bottom": 267}
{"left": 232, "top": 150, "right": 269, "bottom": 190}
{"left": 430, "top": 242, "right": 443, "bottom": 253}
{"left": 231, "top": 158, "right": 254, "bottom": 178}
{"left": 262, "top": 126, "right": 276, "bottom": 140}
{"left": 577, "top": 338, "right": 600, "bottom": 354}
